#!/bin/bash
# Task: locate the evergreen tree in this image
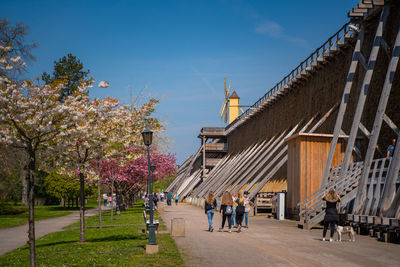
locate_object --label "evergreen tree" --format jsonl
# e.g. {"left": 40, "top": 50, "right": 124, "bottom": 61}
{"left": 42, "top": 53, "right": 90, "bottom": 99}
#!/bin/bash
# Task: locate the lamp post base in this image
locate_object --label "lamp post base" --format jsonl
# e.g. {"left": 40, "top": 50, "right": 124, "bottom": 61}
{"left": 146, "top": 244, "right": 159, "bottom": 254}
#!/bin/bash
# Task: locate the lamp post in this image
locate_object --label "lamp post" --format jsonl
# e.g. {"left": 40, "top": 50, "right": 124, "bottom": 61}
{"left": 141, "top": 127, "right": 156, "bottom": 246}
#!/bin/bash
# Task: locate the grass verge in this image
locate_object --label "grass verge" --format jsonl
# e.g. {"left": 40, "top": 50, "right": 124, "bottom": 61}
{"left": 0, "top": 198, "right": 98, "bottom": 229}
{"left": 0, "top": 200, "right": 184, "bottom": 266}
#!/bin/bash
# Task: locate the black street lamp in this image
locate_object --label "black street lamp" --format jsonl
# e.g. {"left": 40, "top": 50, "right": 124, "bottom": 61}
{"left": 141, "top": 127, "right": 156, "bottom": 245}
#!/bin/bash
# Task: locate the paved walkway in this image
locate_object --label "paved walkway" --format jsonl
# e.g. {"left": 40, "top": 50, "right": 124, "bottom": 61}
{"left": 0, "top": 207, "right": 106, "bottom": 256}
{"left": 159, "top": 202, "right": 400, "bottom": 267}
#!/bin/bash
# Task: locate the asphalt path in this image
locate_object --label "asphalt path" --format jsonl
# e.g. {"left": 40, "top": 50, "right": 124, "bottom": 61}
{"left": 0, "top": 207, "right": 104, "bottom": 256}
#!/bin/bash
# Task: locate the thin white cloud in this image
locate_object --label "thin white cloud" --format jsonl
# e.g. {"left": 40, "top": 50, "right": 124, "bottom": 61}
{"left": 255, "top": 21, "right": 283, "bottom": 37}
{"left": 255, "top": 19, "right": 309, "bottom": 48}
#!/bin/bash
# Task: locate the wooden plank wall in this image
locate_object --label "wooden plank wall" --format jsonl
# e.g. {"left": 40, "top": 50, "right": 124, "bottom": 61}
{"left": 286, "top": 133, "right": 347, "bottom": 218}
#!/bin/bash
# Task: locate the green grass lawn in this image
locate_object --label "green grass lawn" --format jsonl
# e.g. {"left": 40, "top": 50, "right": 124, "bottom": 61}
{"left": 0, "top": 200, "right": 184, "bottom": 266}
{"left": 0, "top": 198, "right": 99, "bottom": 229}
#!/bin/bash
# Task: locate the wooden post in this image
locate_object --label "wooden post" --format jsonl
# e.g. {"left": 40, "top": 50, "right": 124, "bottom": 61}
{"left": 320, "top": 25, "right": 365, "bottom": 189}
{"left": 338, "top": 6, "right": 389, "bottom": 188}
{"left": 353, "top": 15, "right": 398, "bottom": 214}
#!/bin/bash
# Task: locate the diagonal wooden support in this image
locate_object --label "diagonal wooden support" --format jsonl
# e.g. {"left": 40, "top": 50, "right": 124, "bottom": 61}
{"left": 199, "top": 144, "right": 254, "bottom": 198}
{"left": 212, "top": 141, "right": 267, "bottom": 197}
{"left": 192, "top": 154, "right": 230, "bottom": 196}
{"left": 232, "top": 122, "right": 301, "bottom": 193}
{"left": 244, "top": 146, "right": 288, "bottom": 194}
{"left": 224, "top": 130, "right": 289, "bottom": 194}
{"left": 380, "top": 137, "right": 400, "bottom": 217}
{"left": 338, "top": 6, "right": 390, "bottom": 190}
{"left": 383, "top": 113, "right": 400, "bottom": 136}
{"left": 308, "top": 103, "right": 339, "bottom": 133}
{"left": 353, "top": 16, "right": 399, "bottom": 214}
{"left": 214, "top": 138, "right": 275, "bottom": 196}
{"left": 320, "top": 24, "right": 365, "bottom": 190}
{"left": 247, "top": 155, "right": 288, "bottom": 200}
{"left": 358, "top": 122, "right": 371, "bottom": 138}
{"left": 196, "top": 152, "right": 239, "bottom": 198}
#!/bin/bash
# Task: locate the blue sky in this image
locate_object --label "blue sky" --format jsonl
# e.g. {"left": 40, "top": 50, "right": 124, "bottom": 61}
{"left": 1, "top": 0, "right": 359, "bottom": 164}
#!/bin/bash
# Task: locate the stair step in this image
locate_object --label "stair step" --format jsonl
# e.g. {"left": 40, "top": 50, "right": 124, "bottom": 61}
{"left": 358, "top": 2, "right": 373, "bottom": 8}
{"left": 372, "top": 0, "right": 384, "bottom": 6}
{"left": 353, "top": 7, "right": 368, "bottom": 13}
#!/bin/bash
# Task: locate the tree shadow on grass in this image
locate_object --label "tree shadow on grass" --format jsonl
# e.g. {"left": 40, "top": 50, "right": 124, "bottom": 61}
{"left": 33, "top": 234, "right": 148, "bottom": 249}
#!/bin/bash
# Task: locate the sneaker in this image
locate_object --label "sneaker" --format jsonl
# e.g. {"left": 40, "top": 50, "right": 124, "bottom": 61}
{"left": 329, "top": 238, "right": 333, "bottom": 242}
{"left": 210, "top": 227, "right": 214, "bottom": 232}
{"left": 238, "top": 226, "right": 241, "bottom": 233}
{"left": 322, "top": 238, "right": 326, "bottom": 241}
{"left": 228, "top": 229, "right": 232, "bottom": 233}
{"left": 244, "top": 225, "right": 248, "bottom": 228}
{"left": 218, "top": 228, "right": 222, "bottom": 232}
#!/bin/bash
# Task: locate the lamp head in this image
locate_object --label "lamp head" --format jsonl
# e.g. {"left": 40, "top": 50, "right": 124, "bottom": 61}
{"left": 141, "top": 127, "right": 153, "bottom": 146}
{"left": 150, "top": 164, "right": 156, "bottom": 173}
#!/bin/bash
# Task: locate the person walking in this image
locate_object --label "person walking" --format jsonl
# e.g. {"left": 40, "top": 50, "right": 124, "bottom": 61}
{"left": 218, "top": 191, "right": 233, "bottom": 233}
{"left": 231, "top": 192, "right": 238, "bottom": 227}
{"left": 205, "top": 191, "right": 217, "bottom": 232}
{"left": 167, "top": 192, "right": 172, "bottom": 206}
{"left": 175, "top": 193, "right": 179, "bottom": 205}
{"left": 103, "top": 194, "right": 108, "bottom": 207}
{"left": 322, "top": 189, "right": 341, "bottom": 242}
{"left": 107, "top": 195, "right": 112, "bottom": 207}
{"left": 243, "top": 191, "right": 252, "bottom": 228}
{"left": 235, "top": 193, "right": 245, "bottom": 233}
{"left": 386, "top": 138, "right": 396, "bottom": 159}
{"left": 152, "top": 192, "right": 159, "bottom": 210}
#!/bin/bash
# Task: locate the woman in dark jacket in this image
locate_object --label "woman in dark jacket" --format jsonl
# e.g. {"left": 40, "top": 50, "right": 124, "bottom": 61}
{"left": 205, "top": 191, "right": 217, "bottom": 232}
{"left": 322, "top": 189, "right": 341, "bottom": 242}
{"left": 235, "top": 193, "right": 245, "bottom": 233}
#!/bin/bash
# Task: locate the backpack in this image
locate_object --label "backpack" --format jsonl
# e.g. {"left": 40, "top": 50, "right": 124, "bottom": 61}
{"left": 225, "top": 205, "right": 233, "bottom": 215}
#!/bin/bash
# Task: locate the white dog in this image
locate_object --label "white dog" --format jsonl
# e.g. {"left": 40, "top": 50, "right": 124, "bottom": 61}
{"left": 336, "top": 225, "right": 355, "bottom": 242}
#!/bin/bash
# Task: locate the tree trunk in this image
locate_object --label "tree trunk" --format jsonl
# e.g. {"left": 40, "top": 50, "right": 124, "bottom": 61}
{"left": 27, "top": 152, "right": 36, "bottom": 267}
{"left": 21, "top": 167, "right": 28, "bottom": 206}
{"left": 110, "top": 179, "right": 114, "bottom": 221}
{"left": 97, "top": 180, "right": 102, "bottom": 229}
{"left": 79, "top": 172, "right": 85, "bottom": 242}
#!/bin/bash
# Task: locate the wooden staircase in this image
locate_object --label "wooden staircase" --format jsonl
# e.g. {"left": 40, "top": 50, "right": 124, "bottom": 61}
{"left": 298, "top": 162, "right": 364, "bottom": 229}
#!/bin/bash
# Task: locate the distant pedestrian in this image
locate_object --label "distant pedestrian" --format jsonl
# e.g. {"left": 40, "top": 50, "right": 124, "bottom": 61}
{"left": 103, "top": 194, "right": 108, "bottom": 207}
{"left": 153, "top": 192, "right": 158, "bottom": 209}
{"left": 386, "top": 138, "right": 396, "bottom": 159}
{"left": 219, "top": 191, "right": 233, "bottom": 233}
{"left": 243, "top": 191, "right": 252, "bottom": 228}
{"left": 235, "top": 193, "right": 245, "bottom": 233}
{"left": 231, "top": 192, "right": 238, "bottom": 227}
{"left": 107, "top": 195, "right": 112, "bottom": 207}
{"left": 322, "top": 189, "right": 341, "bottom": 242}
{"left": 205, "top": 191, "right": 217, "bottom": 232}
{"left": 167, "top": 192, "right": 172, "bottom": 206}
{"left": 175, "top": 194, "right": 179, "bottom": 205}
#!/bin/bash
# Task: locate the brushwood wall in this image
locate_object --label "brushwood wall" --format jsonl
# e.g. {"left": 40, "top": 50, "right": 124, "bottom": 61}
{"left": 227, "top": 5, "right": 400, "bottom": 161}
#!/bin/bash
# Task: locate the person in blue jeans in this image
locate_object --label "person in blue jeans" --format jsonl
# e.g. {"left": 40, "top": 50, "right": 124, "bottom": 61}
{"left": 243, "top": 191, "right": 252, "bottom": 227}
{"left": 204, "top": 191, "right": 217, "bottom": 232}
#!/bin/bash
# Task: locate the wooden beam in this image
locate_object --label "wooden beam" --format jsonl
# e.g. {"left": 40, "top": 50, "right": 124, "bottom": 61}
{"left": 320, "top": 24, "right": 365, "bottom": 189}
{"left": 383, "top": 113, "right": 400, "bottom": 136}
{"left": 308, "top": 103, "right": 339, "bottom": 133}
{"left": 353, "top": 17, "right": 399, "bottom": 214}
{"left": 339, "top": 6, "right": 390, "bottom": 193}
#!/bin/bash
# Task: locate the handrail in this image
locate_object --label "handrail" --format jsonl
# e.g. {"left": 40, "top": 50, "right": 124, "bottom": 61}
{"left": 298, "top": 161, "right": 363, "bottom": 218}
{"left": 226, "top": 22, "right": 356, "bottom": 132}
